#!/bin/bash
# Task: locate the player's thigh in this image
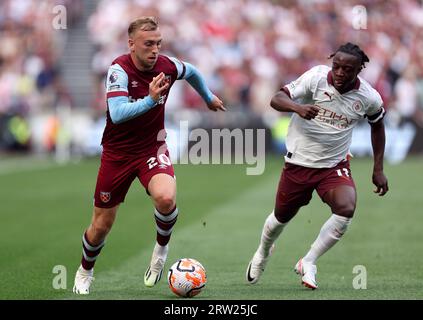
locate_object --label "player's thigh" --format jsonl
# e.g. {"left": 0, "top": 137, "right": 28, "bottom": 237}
{"left": 94, "top": 158, "right": 137, "bottom": 208}
{"left": 274, "top": 165, "right": 314, "bottom": 223}
{"left": 317, "top": 162, "right": 357, "bottom": 217}
{"left": 321, "top": 185, "right": 356, "bottom": 218}
{"left": 137, "top": 150, "right": 176, "bottom": 209}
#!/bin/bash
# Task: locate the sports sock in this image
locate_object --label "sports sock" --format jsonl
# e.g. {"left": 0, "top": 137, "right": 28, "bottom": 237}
{"left": 257, "top": 211, "right": 287, "bottom": 257}
{"left": 81, "top": 231, "right": 105, "bottom": 270}
{"left": 303, "top": 213, "right": 351, "bottom": 264}
{"left": 154, "top": 206, "right": 178, "bottom": 246}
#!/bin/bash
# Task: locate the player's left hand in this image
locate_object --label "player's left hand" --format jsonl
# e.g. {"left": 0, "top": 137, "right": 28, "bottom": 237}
{"left": 207, "top": 95, "right": 226, "bottom": 112}
{"left": 372, "top": 171, "right": 388, "bottom": 196}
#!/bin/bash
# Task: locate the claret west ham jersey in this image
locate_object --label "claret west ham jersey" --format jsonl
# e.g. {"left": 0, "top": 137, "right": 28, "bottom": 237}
{"left": 282, "top": 65, "right": 385, "bottom": 168}
{"left": 101, "top": 54, "right": 183, "bottom": 160}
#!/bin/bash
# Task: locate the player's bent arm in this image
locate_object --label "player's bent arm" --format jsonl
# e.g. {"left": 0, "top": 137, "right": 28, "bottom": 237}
{"left": 105, "top": 63, "right": 157, "bottom": 124}
{"left": 270, "top": 90, "right": 302, "bottom": 113}
{"left": 177, "top": 61, "right": 214, "bottom": 104}
{"left": 108, "top": 95, "right": 156, "bottom": 124}
{"left": 271, "top": 90, "right": 319, "bottom": 120}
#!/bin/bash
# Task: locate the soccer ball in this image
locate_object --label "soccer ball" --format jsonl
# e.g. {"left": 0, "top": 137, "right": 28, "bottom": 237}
{"left": 168, "top": 258, "right": 207, "bottom": 298}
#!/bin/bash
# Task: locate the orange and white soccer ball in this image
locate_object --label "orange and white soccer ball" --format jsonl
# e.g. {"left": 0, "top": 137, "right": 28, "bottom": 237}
{"left": 168, "top": 258, "right": 207, "bottom": 298}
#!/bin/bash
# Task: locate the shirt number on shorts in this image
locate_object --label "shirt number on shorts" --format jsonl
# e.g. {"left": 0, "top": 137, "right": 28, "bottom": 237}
{"left": 336, "top": 168, "right": 350, "bottom": 177}
{"left": 147, "top": 154, "right": 171, "bottom": 169}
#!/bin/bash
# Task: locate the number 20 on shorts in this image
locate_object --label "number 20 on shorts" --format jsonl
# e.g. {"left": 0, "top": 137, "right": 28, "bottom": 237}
{"left": 147, "top": 154, "right": 171, "bottom": 170}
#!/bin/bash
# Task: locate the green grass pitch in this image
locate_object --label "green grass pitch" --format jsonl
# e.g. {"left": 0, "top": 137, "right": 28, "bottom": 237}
{"left": 0, "top": 155, "right": 422, "bottom": 299}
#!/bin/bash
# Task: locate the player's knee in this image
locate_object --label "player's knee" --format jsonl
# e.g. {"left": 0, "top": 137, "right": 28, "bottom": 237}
{"left": 154, "top": 193, "right": 176, "bottom": 214}
{"left": 274, "top": 206, "right": 300, "bottom": 223}
{"left": 334, "top": 202, "right": 356, "bottom": 218}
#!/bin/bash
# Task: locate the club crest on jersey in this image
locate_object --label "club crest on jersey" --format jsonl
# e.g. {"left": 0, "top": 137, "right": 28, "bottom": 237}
{"left": 109, "top": 72, "right": 118, "bottom": 83}
{"left": 353, "top": 101, "right": 363, "bottom": 112}
{"left": 100, "top": 192, "right": 111, "bottom": 203}
{"left": 157, "top": 94, "right": 167, "bottom": 105}
{"left": 164, "top": 75, "right": 171, "bottom": 85}
{"left": 131, "top": 80, "right": 138, "bottom": 87}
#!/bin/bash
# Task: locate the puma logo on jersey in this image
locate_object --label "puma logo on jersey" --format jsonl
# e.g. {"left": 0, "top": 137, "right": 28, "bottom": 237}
{"left": 324, "top": 91, "right": 333, "bottom": 100}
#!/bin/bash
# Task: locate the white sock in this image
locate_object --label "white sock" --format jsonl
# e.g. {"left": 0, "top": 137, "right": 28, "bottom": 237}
{"left": 257, "top": 211, "right": 287, "bottom": 257}
{"left": 303, "top": 213, "right": 351, "bottom": 264}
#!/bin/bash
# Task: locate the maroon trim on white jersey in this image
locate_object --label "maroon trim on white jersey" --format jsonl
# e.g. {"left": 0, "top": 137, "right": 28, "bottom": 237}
{"left": 281, "top": 86, "right": 292, "bottom": 98}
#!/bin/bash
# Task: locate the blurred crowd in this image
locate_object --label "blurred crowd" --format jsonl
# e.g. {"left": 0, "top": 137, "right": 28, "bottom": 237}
{"left": 1, "top": 0, "right": 423, "bottom": 152}
{"left": 89, "top": 0, "right": 423, "bottom": 126}
{"left": 0, "top": 0, "right": 82, "bottom": 150}
{"left": 0, "top": 0, "right": 82, "bottom": 116}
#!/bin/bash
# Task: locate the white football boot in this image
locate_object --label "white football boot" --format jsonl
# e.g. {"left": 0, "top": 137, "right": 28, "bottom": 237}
{"left": 144, "top": 243, "right": 168, "bottom": 287}
{"left": 246, "top": 244, "right": 275, "bottom": 284}
{"left": 73, "top": 265, "right": 95, "bottom": 295}
{"left": 294, "top": 258, "right": 318, "bottom": 289}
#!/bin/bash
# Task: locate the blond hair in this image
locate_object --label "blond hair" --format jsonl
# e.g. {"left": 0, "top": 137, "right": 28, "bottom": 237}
{"left": 128, "top": 16, "right": 159, "bottom": 37}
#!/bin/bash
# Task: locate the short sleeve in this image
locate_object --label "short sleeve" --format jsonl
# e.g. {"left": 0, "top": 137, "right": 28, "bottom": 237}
{"left": 283, "top": 66, "right": 319, "bottom": 100}
{"left": 106, "top": 64, "right": 129, "bottom": 99}
{"left": 365, "top": 90, "right": 385, "bottom": 123}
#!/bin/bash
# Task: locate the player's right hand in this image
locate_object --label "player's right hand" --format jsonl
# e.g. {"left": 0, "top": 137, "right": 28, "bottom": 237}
{"left": 149, "top": 72, "right": 169, "bottom": 102}
{"left": 207, "top": 95, "right": 226, "bottom": 112}
{"left": 296, "top": 104, "right": 320, "bottom": 120}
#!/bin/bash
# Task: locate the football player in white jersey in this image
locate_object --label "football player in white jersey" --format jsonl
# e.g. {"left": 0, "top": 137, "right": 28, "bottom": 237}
{"left": 246, "top": 43, "right": 389, "bottom": 289}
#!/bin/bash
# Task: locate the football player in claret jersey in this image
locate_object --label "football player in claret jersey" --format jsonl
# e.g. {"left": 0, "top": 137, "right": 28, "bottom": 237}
{"left": 246, "top": 43, "right": 389, "bottom": 289}
{"left": 73, "top": 17, "right": 225, "bottom": 294}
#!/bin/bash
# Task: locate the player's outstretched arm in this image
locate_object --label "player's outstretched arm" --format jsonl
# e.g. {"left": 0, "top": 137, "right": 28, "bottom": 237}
{"left": 270, "top": 90, "right": 319, "bottom": 120}
{"left": 179, "top": 61, "right": 225, "bottom": 112}
{"left": 370, "top": 118, "right": 389, "bottom": 196}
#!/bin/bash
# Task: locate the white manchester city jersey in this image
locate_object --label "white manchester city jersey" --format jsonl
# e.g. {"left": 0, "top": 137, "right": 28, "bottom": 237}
{"left": 283, "top": 65, "right": 384, "bottom": 168}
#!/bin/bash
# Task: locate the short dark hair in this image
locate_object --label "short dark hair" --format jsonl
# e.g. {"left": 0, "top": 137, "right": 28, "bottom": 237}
{"left": 329, "top": 42, "right": 370, "bottom": 69}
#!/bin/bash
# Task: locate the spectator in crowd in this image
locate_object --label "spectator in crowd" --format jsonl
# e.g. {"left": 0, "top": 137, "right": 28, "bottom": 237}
{"left": 2, "top": 0, "right": 423, "bottom": 152}
{"left": 88, "top": 0, "right": 423, "bottom": 126}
